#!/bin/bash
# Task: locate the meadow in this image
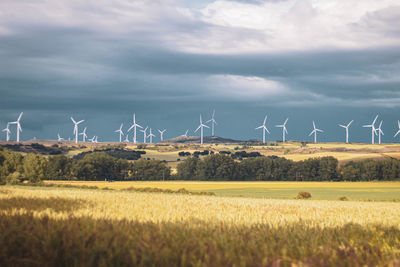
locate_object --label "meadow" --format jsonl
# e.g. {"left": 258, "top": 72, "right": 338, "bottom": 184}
{"left": 47, "top": 181, "right": 400, "bottom": 201}
{"left": 1, "top": 185, "right": 400, "bottom": 266}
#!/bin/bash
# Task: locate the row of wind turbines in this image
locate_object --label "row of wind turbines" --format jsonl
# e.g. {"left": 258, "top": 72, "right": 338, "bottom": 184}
{"left": 256, "top": 114, "right": 392, "bottom": 144}
{"left": 2, "top": 111, "right": 400, "bottom": 145}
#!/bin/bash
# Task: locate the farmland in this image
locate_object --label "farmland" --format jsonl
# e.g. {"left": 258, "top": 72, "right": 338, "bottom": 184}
{"left": 1, "top": 185, "right": 400, "bottom": 266}
{"left": 47, "top": 180, "right": 400, "bottom": 201}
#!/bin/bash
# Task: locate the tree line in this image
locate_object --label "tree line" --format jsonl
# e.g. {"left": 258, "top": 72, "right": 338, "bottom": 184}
{"left": 0, "top": 148, "right": 170, "bottom": 184}
{"left": 1, "top": 147, "right": 400, "bottom": 184}
{"left": 176, "top": 154, "right": 400, "bottom": 181}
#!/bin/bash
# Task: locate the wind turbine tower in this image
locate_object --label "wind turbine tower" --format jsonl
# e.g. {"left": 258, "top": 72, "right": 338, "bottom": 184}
{"left": 115, "top": 123, "right": 124, "bottom": 142}
{"left": 195, "top": 114, "right": 209, "bottom": 145}
{"left": 309, "top": 121, "right": 323, "bottom": 143}
{"left": 255, "top": 115, "right": 270, "bottom": 143}
{"left": 148, "top": 128, "right": 155, "bottom": 143}
{"left": 158, "top": 129, "right": 166, "bottom": 141}
{"left": 338, "top": 120, "right": 353, "bottom": 143}
{"left": 362, "top": 115, "right": 378, "bottom": 144}
{"left": 71, "top": 117, "right": 84, "bottom": 144}
{"left": 128, "top": 114, "right": 142, "bottom": 144}
{"left": 275, "top": 118, "right": 289, "bottom": 142}
{"left": 140, "top": 126, "right": 148, "bottom": 143}
{"left": 377, "top": 120, "right": 384, "bottom": 144}
{"left": 80, "top": 127, "right": 87, "bottom": 142}
{"left": 10, "top": 112, "right": 23, "bottom": 142}
{"left": 206, "top": 109, "right": 218, "bottom": 136}
{"left": 394, "top": 120, "right": 400, "bottom": 140}
{"left": 2, "top": 123, "right": 11, "bottom": 142}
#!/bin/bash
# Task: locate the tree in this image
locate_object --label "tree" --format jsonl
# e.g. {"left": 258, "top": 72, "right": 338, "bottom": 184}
{"left": 23, "top": 153, "right": 47, "bottom": 183}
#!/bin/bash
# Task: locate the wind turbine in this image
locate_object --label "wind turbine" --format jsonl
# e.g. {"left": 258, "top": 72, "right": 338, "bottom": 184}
{"left": 115, "top": 123, "right": 124, "bottom": 142}
{"left": 363, "top": 115, "right": 378, "bottom": 144}
{"left": 255, "top": 115, "right": 270, "bottom": 143}
{"left": 140, "top": 126, "right": 148, "bottom": 143}
{"left": 79, "top": 127, "right": 87, "bottom": 142}
{"left": 275, "top": 118, "right": 289, "bottom": 142}
{"left": 148, "top": 128, "right": 155, "bottom": 143}
{"left": 158, "top": 129, "right": 166, "bottom": 141}
{"left": 9, "top": 112, "right": 23, "bottom": 142}
{"left": 206, "top": 109, "right": 218, "bottom": 136}
{"left": 394, "top": 120, "right": 400, "bottom": 139}
{"left": 195, "top": 114, "right": 209, "bottom": 145}
{"left": 180, "top": 129, "right": 189, "bottom": 137}
{"left": 128, "top": 114, "right": 142, "bottom": 144}
{"left": 71, "top": 117, "right": 84, "bottom": 144}
{"left": 309, "top": 121, "right": 323, "bottom": 143}
{"left": 2, "top": 123, "right": 11, "bottom": 142}
{"left": 57, "top": 133, "right": 64, "bottom": 142}
{"left": 338, "top": 120, "right": 353, "bottom": 143}
{"left": 377, "top": 120, "right": 384, "bottom": 144}
{"left": 124, "top": 134, "right": 130, "bottom": 142}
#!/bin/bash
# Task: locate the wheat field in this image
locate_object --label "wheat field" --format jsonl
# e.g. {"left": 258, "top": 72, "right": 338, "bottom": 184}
{"left": 1, "top": 185, "right": 400, "bottom": 266}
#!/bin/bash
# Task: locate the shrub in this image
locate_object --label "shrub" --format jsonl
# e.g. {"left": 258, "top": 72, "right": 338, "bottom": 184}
{"left": 296, "top": 191, "right": 312, "bottom": 199}
{"left": 339, "top": 196, "right": 349, "bottom": 201}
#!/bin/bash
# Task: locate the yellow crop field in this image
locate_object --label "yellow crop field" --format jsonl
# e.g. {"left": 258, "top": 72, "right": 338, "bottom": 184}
{"left": 0, "top": 185, "right": 400, "bottom": 266}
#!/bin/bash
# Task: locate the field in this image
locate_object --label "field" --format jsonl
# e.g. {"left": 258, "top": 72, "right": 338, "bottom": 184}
{"left": 47, "top": 181, "right": 400, "bottom": 201}
{"left": 1, "top": 185, "right": 400, "bottom": 266}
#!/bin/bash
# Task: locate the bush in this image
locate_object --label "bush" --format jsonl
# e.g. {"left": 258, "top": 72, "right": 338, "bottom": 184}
{"left": 338, "top": 196, "right": 349, "bottom": 201}
{"left": 296, "top": 191, "right": 312, "bottom": 199}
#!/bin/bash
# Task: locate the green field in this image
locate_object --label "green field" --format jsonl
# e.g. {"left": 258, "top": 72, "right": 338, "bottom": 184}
{"left": 47, "top": 181, "right": 400, "bottom": 201}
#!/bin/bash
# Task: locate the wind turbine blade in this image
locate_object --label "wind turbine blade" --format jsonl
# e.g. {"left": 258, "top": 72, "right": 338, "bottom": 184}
{"left": 284, "top": 127, "right": 288, "bottom": 134}
{"left": 77, "top": 120, "right": 84, "bottom": 124}
{"left": 398, "top": 120, "right": 400, "bottom": 128}
{"left": 263, "top": 115, "right": 267, "bottom": 125}
{"left": 362, "top": 125, "right": 371, "bottom": 128}
{"left": 265, "top": 127, "right": 270, "bottom": 134}
{"left": 347, "top": 120, "right": 354, "bottom": 127}
{"left": 394, "top": 130, "right": 400, "bottom": 138}
{"left": 317, "top": 129, "right": 323, "bottom": 133}
{"left": 203, "top": 124, "right": 210, "bottom": 129}
{"left": 309, "top": 130, "right": 315, "bottom": 136}
{"left": 339, "top": 124, "right": 346, "bottom": 128}
{"left": 214, "top": 120, "right": 218, "bottom": 125}
{"left": 255, "top": 125, "right": 263, "bottom": 130}
{"left": 275, "top": 125, "right": 283, "bottom": 128}
{"left": 372, "top": 115, "right": 378, "bottom": 125}
{"left": 195, "top": 125, "right": 201, "bottom": 132}
{"left": 17, "top": 112, "right": 23, "bottom": 121}
{"left": 71, "top": 117, "right": 76, "bottom": 124}
{"left": 284, "top": 118, "right": 289, "bottom": 125}
{"left": 312, "top": 121, "right": 316, "bottom": 129}
{"left": 206, "top": 119, "right": 212, "bottom": 123}
{"left": 136, "top": 123, "right": 143, "bottom": 129}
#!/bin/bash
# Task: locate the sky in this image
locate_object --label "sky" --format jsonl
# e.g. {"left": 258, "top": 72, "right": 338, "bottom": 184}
{"left": 1, "top": 0, "right": 400, "bottom": 143}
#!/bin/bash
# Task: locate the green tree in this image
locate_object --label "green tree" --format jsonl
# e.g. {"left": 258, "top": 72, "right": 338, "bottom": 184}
{"left": 23, "top": 153, "right": 47, "bottom": 183}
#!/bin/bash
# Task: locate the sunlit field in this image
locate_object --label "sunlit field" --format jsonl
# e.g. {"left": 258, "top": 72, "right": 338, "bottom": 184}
{"left": 46, "top": 181, "right": 400, "bottom": 201}
{"left": 1, "top": 186, "right": 400, "bottom": 266}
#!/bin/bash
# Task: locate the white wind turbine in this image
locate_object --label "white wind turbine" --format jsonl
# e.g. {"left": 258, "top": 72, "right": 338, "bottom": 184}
{"left": 206, "top": 109, "right": 218, "bottom": 136}
{"left": 377, "top": 120, "right": 384, "bottom": 144}
{"left": 180, "top": 129, "right": 189, "bottom": 137}
{"left": 57, "top": 133, "right": 64, "bottom": 142}
{"left": 79, "top": 127, "right": 87, "bottom": 142}
{"left": 124, "top": 134, "right": 130, "bottom": 142}
{"left": 275, "top": 118, "right": 289, "bottom": 142}
{"left": 195, "top": 114, "right": 209, "bottom": 145}
{"left": 309, "top": 121, "right": 323, "bottom": 143}
{"left": 71, "top": 117, "right": 84, "bottom": 144}
{"left": 128, "top": 114, "right": 142, "bottom": 144}
{"left": 2, "top": 123, "right": 11, "bottom": 142}
{"left": 148, "top": 128, "right": 155, "bottom": 143}
{"left": 9, "top": 112, "right": 23, "bottom": 142}
{"left": 115, "top": 123, "right": 124, "bottom": 142}
{"left": 338, "top": 120, "right": 353, "bottom": 144}
{"left": 363, "top": 115, "right": 378, "bottom": 144}
{"left": 158, "top": 129, "right": 166, "bottom": 141}
{"left": 140, "top": 126, "right": 148, "bottom": 143}
{"left": 255, "top": 115, "right": 270, "bottom": 143}
{"left": 88, "top": 136, "right": 95, "bottom": 142}
{"left": 394, "top": 120, "right": 400, "bottom": 140}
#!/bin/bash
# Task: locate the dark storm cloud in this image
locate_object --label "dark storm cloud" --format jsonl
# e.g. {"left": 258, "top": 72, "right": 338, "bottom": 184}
{"left": 1, "top": 0, "right": 400, "bottom": 142}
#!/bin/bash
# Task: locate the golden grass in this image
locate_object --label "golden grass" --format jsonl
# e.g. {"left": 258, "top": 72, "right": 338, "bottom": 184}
{"left": 1, "top": 186, "right": 400, "bottom": 266}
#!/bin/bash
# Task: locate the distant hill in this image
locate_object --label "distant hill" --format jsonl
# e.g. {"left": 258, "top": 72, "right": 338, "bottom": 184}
{"left": 164, "top": 136, "right": 243, "bottom": 144}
